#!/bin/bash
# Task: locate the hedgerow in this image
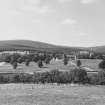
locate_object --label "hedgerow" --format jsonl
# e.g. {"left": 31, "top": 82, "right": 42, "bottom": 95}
{"left": 0, "top": 68, "right": 104, "bottom": 85}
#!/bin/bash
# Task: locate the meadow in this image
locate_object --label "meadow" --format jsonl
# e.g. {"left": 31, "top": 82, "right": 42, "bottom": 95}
{"left": 0, "top": 59, "right": 102, "bottom": 74}
{"left": 0, "top": 84, "right": 105, "bottom": 105}
{"left": 0, "top": 59, "right": 104, "bottom": 105}
{"left": 80, "top": 59, "right": 102, "bottom": 71}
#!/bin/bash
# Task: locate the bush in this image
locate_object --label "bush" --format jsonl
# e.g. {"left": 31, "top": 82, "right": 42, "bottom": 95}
{"left": 70, "top": 68, "right": 88, "bottom": 84}
{"left": 25, "top": 59, "right": 30, "bottom": 66}
{"left": 88, "top": 73, "right": 99, "bottom": 85}
{"left": 32, "top": 70, "right": 72, "bottom": 84}
{"left": 57, "top": 71, "right": 72, "bottom": 83}
{"left": 1, "top": 68, "right": 105, "bottom": 85}
{"left": 76, "top": 60, "right": 82, "bottom": 67}
{"left": 33, "top": 70, "right": 61, "bottom": 83}
{"left": 17, "top": 57, "right": 23, "bottom": 64}
{"left": 13, "top": 74, "right": 33, "bottom": 83}
{"left": 0, "top": 75, "right": 10, "bottom": 83}
{"left": 12, "top": 62, "right": 18, "bottom": 69}
{"left": 44, "top": 57, "right": 51, "bottom": 64}
{"left": 89, "top": 70, "right": 105, "bottom": 85}
{"left": 4, "top": 55, "right": 12, "bottom": 63}
{"left": 99, "top": 60, "right": 105, "bottom": 69}
{"left": 63, "top": 58, "right": 68, "bottom": 65}
{"left": 97, "top": 70, "right": 105, "bottom": 85}
{"left": 48, "top": 69, "right": 61, "bottom": 83}
{"left": 37, "top": 60, "right": 43, "bottom": 68}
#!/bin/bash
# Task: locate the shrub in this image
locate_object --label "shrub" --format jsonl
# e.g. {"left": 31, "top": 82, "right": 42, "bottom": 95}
{"left": 44, "top": 57, "right": 51, "bottom": 64}
{"left": 0, "top": 76, "right": 10, "bottom": 83}
{"left": 25, "top": 59, "right": 30, "bottom": 66}
{"left": 88, "top": 73, "right": 99, "bottom": 85}
{"left": 4, "top": 55, "right": 11, "bottom": 63}
{"left": 32, "top": 70, "right": 72, "bottom": 84}
{"left": 48, "top": 69, "right": 61, "bottom": 83}
{"left": 88, "top": 70, "right": 105, "bottom": 85}
{"left": 97, "top": 70, "right": 105, "bottom": 85}
{"left": 13, "top": 74, "right": 33, "bottom": 83}
{"left": 32, "top": 55, "right": 39, "bottom": 62}
{"left": 12, "top": 62, "right": 18, "bottom": 69}
{"left": 17, "top": 57, "right": 23, "bottom": 64}
{"left": 99, "top": 60, "right": 105, "bottom": 69}
{"left": 37, "top": 60, "right": 43, "bottom": 68}
{"left": 70, "top": 68, "right": 88, "bottom": 84}
{"left": 63, "top": 58, "right": 68, "bottom": 65}
{"left": 57, "top": 71, "right": 72, "bottom": 83}
{"left": 76, "top": 60, "right": 82, "bottom": 67}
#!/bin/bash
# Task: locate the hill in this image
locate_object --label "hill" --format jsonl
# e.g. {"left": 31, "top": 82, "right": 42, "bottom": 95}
{"left": 0, "top": 40, "right": 85, "bottom": 53}
{"left": 89, "top": 46, "right": 105, "bottom": 54}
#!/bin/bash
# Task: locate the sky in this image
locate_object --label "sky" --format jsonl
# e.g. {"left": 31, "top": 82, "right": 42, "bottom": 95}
{"left": 0, "top": 0, "right": 105, "bottom": 47}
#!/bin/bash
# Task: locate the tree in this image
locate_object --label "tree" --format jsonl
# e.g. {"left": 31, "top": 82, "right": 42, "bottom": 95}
{"left": 4, "top": 55, "right": 11, "bottom": 63}
{"left": 17, "top": 57, "right": 23, "bottom": 64}
{"left": 99, "top": 60, "right": 105, "bottom": 69}
{"left": 70, "top": 68, "right": 88, "bottom": 84}
{"left": 25, "top": 59, "right": 30, "bottom": 66}
{"left": 32, "top": 55, "right": 39, "bottom": 62}
{"left": 45, "top": 57, "right": 51, "bottom": 64}
{"left": 12, "top": 62, "right": 18, "bottom": 69}
{"left": 97, "top": 70, "right": 105, "bottom": 85}
{"left": 9, "top": 54, "right": 21, "bottom": 64}
{"left": 37, "top": 60, "right": 43, "bottom": 68}
{"left": 76, "top": 60, "right": 82, "bottom": 67}
{"left": 64, "top": 58, "right": 68, "bottom": 65}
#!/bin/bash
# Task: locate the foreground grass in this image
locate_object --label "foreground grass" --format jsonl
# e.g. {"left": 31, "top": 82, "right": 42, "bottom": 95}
{"left": 0, "top": 84, "right": 105, "bottom": 105}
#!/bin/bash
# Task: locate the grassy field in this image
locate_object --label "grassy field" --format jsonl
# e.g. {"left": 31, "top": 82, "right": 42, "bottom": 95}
{"left": 0, "top": 84, "right": 105, "bottom": 105}
{"left": 0, "top": 59, "right": 102, "bottom": 74}
{"left": 81, "top": 59, "right": 102, "bottom": 71}
{"left": 0, "top": 60, "right": 76, "bottom": 73}
{"left": 0, "top": 60, "right": 103, "bottom": 105}
{"left": 73, "top": 59, "right": 102, "bottom": 71}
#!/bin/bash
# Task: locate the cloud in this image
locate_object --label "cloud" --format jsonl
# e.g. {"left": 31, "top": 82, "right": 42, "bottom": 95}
{"left": 58, "top": 0, "right": 97, "bottom": 4}
{"left": 32, "top": 19, "right": 41, "bottom": 23}
{"left": 79, "top": 32, "right": 88, "bottom": 36}
{"left": 22, "top": 5, "right": 50, "bottom": 14}
{"left": 80, "top": 0, "right": 97, "bottom": 4}
{"left": 61, "top": 18, "right": 78, "bottom": 25}
{"left": 26, "top": 0, "right": 41, "bottom": 5}
{"left": 19, "top": 0, "right": 51, "bottom": 14}
{"left": 58, "top": 0, "right": 72, "bottom": 3}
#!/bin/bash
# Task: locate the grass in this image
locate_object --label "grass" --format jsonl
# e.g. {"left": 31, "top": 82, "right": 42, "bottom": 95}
{"left": 80, "top": 59, "right": 102, "bottom": 71}
{"left": 72, "top": 59, "right": 102, "bottom": 71}
{"left": 0, "top": 84, "right": 105, "bottom": 105}
{"left": 0, "top": 60, "right": 104, "bottom": 105}
{"left": 0, "top": 60, "right": 76, "bottom": 73}
{"left": 0, "top": 59, "right": 102, "bottom": 74}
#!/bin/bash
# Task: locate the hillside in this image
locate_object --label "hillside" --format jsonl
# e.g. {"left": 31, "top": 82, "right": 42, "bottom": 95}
{"left": 0, "top": 40, "right": 85, "bottom": 53}
{"left": 0, "top": 40, "right": 57, "bottom": 49}
{"left": 89, "top": 46, "right": 105, "bottom": 54}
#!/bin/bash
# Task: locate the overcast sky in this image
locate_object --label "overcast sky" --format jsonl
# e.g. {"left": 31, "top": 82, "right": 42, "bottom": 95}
{"left": 0, "top": 0, "right": 105, "bottom": 47}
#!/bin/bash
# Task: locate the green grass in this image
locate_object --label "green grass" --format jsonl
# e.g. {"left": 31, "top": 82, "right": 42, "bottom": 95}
{"left": 0, "top": 84, "right": 105, "bottom": 105}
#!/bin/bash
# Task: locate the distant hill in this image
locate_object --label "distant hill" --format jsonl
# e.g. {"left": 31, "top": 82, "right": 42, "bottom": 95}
{"left": 89, "top": 46, "right": 105, "bottom": 54}
{"left": 0, "top": 40, "right": 86, "bottom": 53}
{"left": 0, "top": 40, "right": 56, "bottom": 49}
